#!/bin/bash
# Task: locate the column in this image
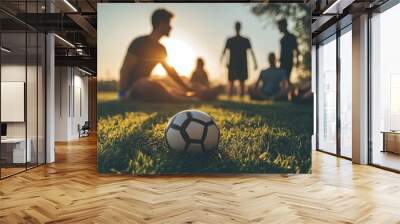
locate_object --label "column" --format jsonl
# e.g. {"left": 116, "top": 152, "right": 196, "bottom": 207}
{"left": 352, "top": 14, "right": 369, "bottom": 164}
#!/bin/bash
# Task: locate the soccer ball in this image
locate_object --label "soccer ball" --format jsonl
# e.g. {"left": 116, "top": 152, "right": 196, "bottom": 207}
{"left": 165, "top": 110, "right": 220, "bottom": 154}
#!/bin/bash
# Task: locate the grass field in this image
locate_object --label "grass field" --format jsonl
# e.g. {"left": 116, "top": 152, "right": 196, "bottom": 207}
{"left": 97, "top": 91, "right": 313, "bottom": 174}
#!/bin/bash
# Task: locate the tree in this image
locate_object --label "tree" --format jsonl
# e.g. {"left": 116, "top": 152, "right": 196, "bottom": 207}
{"left": 252, "top": 3, "right": 311, "bottom": 81}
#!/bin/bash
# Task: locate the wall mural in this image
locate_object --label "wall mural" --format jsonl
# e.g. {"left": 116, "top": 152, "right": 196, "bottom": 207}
{"left": 97, "top": 3, "right": 312, "bottom": 174}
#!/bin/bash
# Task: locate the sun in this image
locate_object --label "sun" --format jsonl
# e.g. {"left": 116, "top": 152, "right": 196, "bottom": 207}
{"left": 152, "top": 38, "right": 196, "bottom": 77}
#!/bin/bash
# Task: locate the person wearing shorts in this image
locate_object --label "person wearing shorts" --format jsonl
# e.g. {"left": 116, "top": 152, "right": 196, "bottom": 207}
{"left": 221, "top": 21, "right": 258, "bottom": 98}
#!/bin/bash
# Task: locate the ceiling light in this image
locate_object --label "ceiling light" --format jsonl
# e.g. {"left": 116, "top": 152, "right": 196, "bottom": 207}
{"left": 76, "top": 48, "right": 85, "bottom": 55}
{"left": 54, "top": 34, "right": 75, "bottom": 48}
{"left": 1, "top": 47, "right": 11, "bottom": 53}
{"left": 63, "top": 0, "right": 78, "bottom": 12}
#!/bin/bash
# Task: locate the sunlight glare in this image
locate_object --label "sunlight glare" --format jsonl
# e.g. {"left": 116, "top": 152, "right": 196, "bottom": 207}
{"left": 152, "top": 38, "right": 196, "bottom": 78}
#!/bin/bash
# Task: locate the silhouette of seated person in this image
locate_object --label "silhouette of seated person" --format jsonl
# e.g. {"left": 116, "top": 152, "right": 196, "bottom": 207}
{"left": 289, "top": 81, "right": 313, "bottom": 104}
{"left": 189, "top": 58, "right": 224, "bottom": 100}
{"left": 119, "top": 9, "right": 201, "bottom": 102}
{"left": 190, "top": 58, "right": 210, "bottom": 89}
{"left": 249, "top": 53, "right": 289, "bottom": 100}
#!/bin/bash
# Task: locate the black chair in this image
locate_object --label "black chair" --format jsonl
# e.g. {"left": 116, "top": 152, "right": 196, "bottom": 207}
{"left": 78, "top": 121, "right": 90, "bottom": 138}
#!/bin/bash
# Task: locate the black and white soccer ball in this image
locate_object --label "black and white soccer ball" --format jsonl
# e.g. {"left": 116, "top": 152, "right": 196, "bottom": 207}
{"left": 165, "top": 110, "right": 220, "bottom": 154}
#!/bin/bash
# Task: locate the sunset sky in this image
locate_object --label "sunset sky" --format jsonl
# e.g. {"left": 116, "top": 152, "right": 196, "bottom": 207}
{"left": 98, "top": 3, "right": 293, "bottom": 83}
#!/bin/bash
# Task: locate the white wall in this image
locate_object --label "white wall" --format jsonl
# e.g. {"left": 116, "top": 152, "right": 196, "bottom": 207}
{"left": 1, "top": 66, "right": 26, "bottom": 132}
{"left": 1, "top": 64, "right": 46, "bottom": 164}
{"left": 72, "top": 73, "right": 89, "bottom": 138}
{"left": 1, "top": 65, "right": 36, "bottom": 138}
{"left": 55, "top": 67, "right": 89, "bottom": 141}
{"left": 55, "top": 67, "right": 70, "bottom": 141}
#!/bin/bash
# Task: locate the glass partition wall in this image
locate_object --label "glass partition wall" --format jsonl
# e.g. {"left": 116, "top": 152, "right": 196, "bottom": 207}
{"left": 316, "top": 25, "right": 353, "bottom": 159}
{"left": 339, "top": 27, "right": 352, "bottom": 159}
{"left": 370, "top": 3, "right": 400, "bottom": 171}
{"left": 317, "top": 35, "right": 337, "bottom": 155}
{"left": 0, "top": 2, "right": 46, "bottom": 179}
{"left": 0, "top": 30, "right": 27, "bottom": 177}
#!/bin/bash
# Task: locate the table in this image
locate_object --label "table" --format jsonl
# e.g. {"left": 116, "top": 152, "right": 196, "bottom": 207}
{"left": 382, "top": 131, "right": 400, "bottom": 154}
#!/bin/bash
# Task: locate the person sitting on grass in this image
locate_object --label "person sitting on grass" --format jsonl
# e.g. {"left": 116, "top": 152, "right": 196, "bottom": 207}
{"left": 190, "top": 58, "right": 224, "bottom": 100}
{"left": 249, "top": 52, "right": 288, "bottom": 101}
{"left": 190, "top": 58, "right": 210, "bottom": 89}
{"left": 119, "top": 9, "right": 186, "bottom": 102}
{"left": 289, "top": 81, "right": 313, "bottom": 104}
{"left": 119, "top": 9, "right": 220, "bottom": 102}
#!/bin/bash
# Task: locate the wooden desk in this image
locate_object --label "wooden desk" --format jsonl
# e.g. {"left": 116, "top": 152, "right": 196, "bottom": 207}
{"left": 382, "top": 131, "right": 400, "bottom": 154}
{"left": 1, "top": 138, "right": 31, "bottom": 163}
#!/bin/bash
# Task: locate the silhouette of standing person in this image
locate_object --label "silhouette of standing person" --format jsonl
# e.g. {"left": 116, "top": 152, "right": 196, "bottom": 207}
{"left": 221, "top": 21, "right": 257, "bottom": 98}
{"left": 277, "top": 19, "right": 300, "bottom": 85}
